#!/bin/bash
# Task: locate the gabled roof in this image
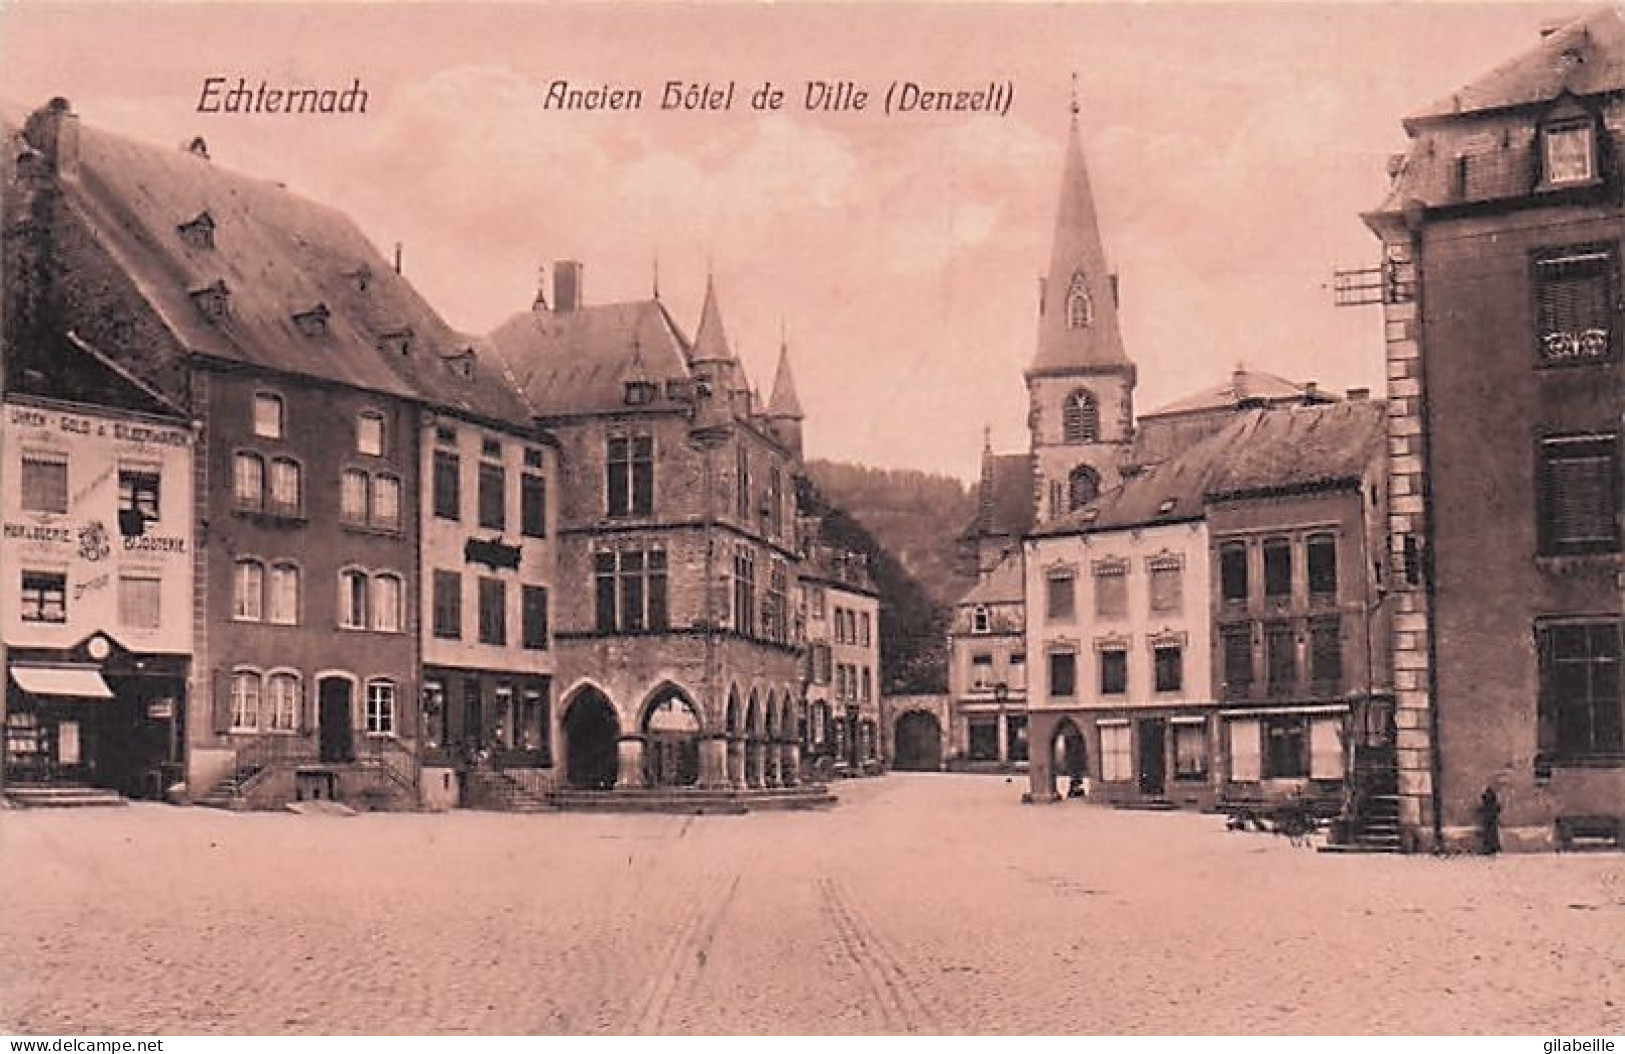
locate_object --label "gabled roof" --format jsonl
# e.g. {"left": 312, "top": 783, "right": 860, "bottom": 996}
{"left": 34, "top": 104, "right": 530, "bottom": 426}
{"left": 1143, "top": 369, "right": 1335, "bottom": 419}
{"left": 1205, "top": 399, "right": 1385, "bottom": 501}
{"left": 488, "top": 298, "right": 694, "bottom": 418}
{"left": 1407, "top": 9, "right": 1625, "bottom": 127}
{"left": 957, "top": 550, "right": 1023, "bottom": 607}
{"left": 965, "top": 453, "right": 1033, "bottom": 539}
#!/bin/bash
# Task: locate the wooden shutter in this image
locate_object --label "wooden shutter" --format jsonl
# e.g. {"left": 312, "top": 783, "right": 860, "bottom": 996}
{"left": 211, "top": 667, "right": 232, "bottom": 735}
{"left": 1309, "top": 718, "right": 1343, "bottom": 779}
{"left": 1229, "top": 718, "right": 1261, "bottom": 782}
{"left": 1536, "top": 250, "right": 1613, "bottom": 363}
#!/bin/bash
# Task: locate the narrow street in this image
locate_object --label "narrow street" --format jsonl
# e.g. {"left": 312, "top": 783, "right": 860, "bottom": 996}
{"left": 2, "top": 774, "right": 1622, "bottom": 1035}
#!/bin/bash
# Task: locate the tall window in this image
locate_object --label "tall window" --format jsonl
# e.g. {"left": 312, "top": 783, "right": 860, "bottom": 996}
{"left": 1307, "top": 534, "right": 1338, "bottom": 599}
{"left": 768, "top": 467, "right": 783, "bottom": 535}
{"left": 1100, "top": 724, "right": 1131, "bottom": 782}
{"left": 1094, "top": 564, "right": 1127, "bottom": 619}
{"left": 1535, "top": 247, "right": 1614, "bottom": 364}
{"left": 340, "top": 570, "right": 368, "bottom": 629}
{"left": 118, "top": 467, "right": 161, "bottom": 530}
{"left": 372, "top": 475, "right": 401, "bottom": 529}
{"left": 1309, "top": 618, "right": 1343, "bottom": 689}
{"left": 521, "top": 473, "right": 547, "bottom": 538}
{"left": 1538, "top": 619, "right": 1623, "bottom": 759}
{"left": 971, "top": 654, "right": 994, "bottom": 691}
{"left": 860, "top": 612, "right": 871, "bottom": 647}
{"left": 1263, "top": 538, "right": 1292, "bottom": 598}
{"left": 366, "top": 680, "right": 397, "bottom": 736}
{"left": 433, "top": 450, "right": 461, "bottom": 520}
{"left": 372, "top": 573, "right": 403, "bottom": 633}
{"left": 1265, "top": 621, "right": 1296, "bottom": 694}
{"left": 971, "top": 605, "right": 991, "bottom": 634}
{"left": 1068, "top": 465, "right": 1100, "bottom": 510}
{"left": 1540, "top": 434, "right": 1620, "bottom": 554}
{"left": 355, "top": 412, "right": 385, "bottom": 457}
{"left": 478, "top": 577, "right": 507, "bottom": 646}
{"left": 1222, "top": 624, "right": 1253, "bottom": 696}
{"left": 1064, "top": 273, "right": 1093, "bottom": 331}
{"left": 1219, "top": 542, "right": 1248, "bottom": 604}
{"left": 607, "top": 435, "right": 654, "bottom": 517}
{"left": 594, "top": 548, "right": 668, "bottom": 633}
{"left": 266, "top": 672, "right": 299, "bottom": 732}
{"left": 20, "top": 452, "right": 68, "bottom": 514}
{"left": 1099, "top": 647, "right": 1128, "bottom": 695}
{"left": 230, "top": 670, "right": 261, "bottom": 731}
{"left": 233, "top": 452, "right": 264, "bottom": 511}
{"left": 234, "top": 559, "right": 264, "bottom": 621}
{"left": 1154, "top": 644, "right": 1183, "bottom": 693}
{"left": 479, "top": 461, "right": 506, "bottom": 531}
{"left": 522, "top": 585, "right": 549, "bottom": 650}
{"left": 1046, "top": 571, "right": 1076, "bottom": 621}
{"left": 341, "top": 468, "right": 369, "bottom": 523}
{"left": 1149, "top": 560, "right": 1182, "bottom": 613}
{"left": 433, "top": 570, "right": 461, "bottom": 640}
{"left": 252, "top": 392, "right": 284, "bottom": 438}
{"left": 1264, "top": 716, "right": 1309, "bottom": 779}
{"left": 736, "top": 443, "right": 751, "bottom": 520}
{"left": 22, "top": 572, "right": 65, "bottom": 623}
{"left": 732, "top": 547, "right": 757, "bottom": 636}
{"left": 267, "top": 563, "right": 299, "bottom": 625}
{"left": 118, "top": 574, "right": 161, "bottom": 629}
{"left": 268, "top": 457, "right": 302, "bottom": 516}
{"left": 1049, "top": 650, "right": 1077, "bottom": 698}
{"left": 1063, "top": 388, "right": 1099, "bottom": 443}
{"left": 1173, "top": 722, "right": 1207, "bottom": 781}
{"left": 765, "top": 562, "right": 789, "bottom": 643}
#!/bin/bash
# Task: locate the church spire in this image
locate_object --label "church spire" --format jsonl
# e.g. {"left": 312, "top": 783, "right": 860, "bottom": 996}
{"left": 767, "top": 338, "right": 804, "bottom": 421}
{"left": 691, "top": 273, "right": 733, "bottom": 366}
{"left": 1028, "top": 87, "right": 1130, "bottom": 376}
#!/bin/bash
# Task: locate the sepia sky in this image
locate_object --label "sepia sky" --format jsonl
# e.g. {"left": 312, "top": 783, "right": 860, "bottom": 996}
{"left": 0, "top": 2, "right": 1595, "bottom": 479}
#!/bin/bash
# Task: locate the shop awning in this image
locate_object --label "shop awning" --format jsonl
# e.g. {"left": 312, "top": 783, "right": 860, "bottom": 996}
{"left": 10, "top": 665, "right": 114, "bottom": 700}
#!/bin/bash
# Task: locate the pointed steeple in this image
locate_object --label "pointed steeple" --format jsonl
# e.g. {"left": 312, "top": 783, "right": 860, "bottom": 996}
{"left": 766, "top": 339, "right": 804, "bottom": 421}
{"left": 691, "top": 273, "right": 733, "bottom": 366}
{"left": 1028, "top": 87, "right": 1130, "bottom": 376}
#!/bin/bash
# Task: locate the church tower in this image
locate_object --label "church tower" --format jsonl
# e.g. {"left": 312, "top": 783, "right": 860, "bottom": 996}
{"left": 1025, "top": 88, "right": 1136, "bottom": 526}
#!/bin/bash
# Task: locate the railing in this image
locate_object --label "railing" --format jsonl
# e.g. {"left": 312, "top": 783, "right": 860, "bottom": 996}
{"left": 228, "top": 734, "right": 310, "bottom": 792}
{"left": 357, "top": 735, "right": 418, "bottom": 794}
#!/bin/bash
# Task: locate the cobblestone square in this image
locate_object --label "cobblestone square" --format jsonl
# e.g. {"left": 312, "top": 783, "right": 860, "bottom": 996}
{"left": 2, "top": 774, "right": 1623, "bottom": 1035}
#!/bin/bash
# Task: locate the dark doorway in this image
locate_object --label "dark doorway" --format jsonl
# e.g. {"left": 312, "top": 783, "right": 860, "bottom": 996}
{"left": 893, "top": 711, "right": 943, "bottom": 771}
{"left": 1138, "top": 719, "right": 1166, "bottom": 797}
{"left": 319, "top": 678, "right": 355, "bottom": 763}
{"left": 1053, "top": 719, "right": 1086, "bottom": 798}
{"left": 642, "top": 689, "right": 701, "bottom": 788}
{"left": 564, "top": 689, "right": 620, "bottom": 789}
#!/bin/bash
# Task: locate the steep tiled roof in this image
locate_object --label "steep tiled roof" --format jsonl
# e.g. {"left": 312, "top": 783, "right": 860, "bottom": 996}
{"left": 488, "top": 299, "right": 694, "bottom": 418}
{"left": 1407, "top": 9, "right": 1625, "bottom": 126}
{"left": 1035, "top": 400, "right": 1384, "bottom": 537}
{"left": 956, "top": 550, "right": 1023, "bottom": 607}
{"left": 1143, "top": 369, "right": 1335, "bottom": 418}
{"left": 965, "top": 453, "right": 1033, "bottom": 539}
{"left": 33, "top": 104, "right": 530, "bottom": 427}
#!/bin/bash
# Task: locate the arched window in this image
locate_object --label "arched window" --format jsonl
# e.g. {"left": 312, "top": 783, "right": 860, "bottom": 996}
{"left": 266, "top": 671, "right": 300, "bottom": 732}
{"left": 268, "top": 457, "right": 302, "bottom": 515}
{"left": 1065, "top": 272, "right": 1093, "bottom": 330}
{"left": 268, "top": 562, "right": 300, "bottom": 625}
{"left": 372, "top": 573, "right": 403, "bottom": 632}
{"left": 339, "top": 569, "right": 369, "bottom": 629}
{"left": 1068, "top": 465, "right": 1100, "bottom": 510}
{"left": 233, "top": 452, "right": 264, "bottom": 511}
{"left": 1063, "top": 389, "right": 1099, "bottom": 443}
{"left": 233, "top": 559, "right": 264, "bottom": 621}
{"left": 971, "top": 605, "right": 991, "bottom": 634}
{"left": 230, "top": 669, "right": 261, "bottom": 730}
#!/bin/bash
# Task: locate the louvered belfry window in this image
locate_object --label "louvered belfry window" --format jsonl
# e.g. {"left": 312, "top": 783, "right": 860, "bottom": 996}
{"left": 1540, "top": 433, "right": 1620, "bottom": 554}
{"left": 1535, "top": 247, "right": 1615, "bottom": 365}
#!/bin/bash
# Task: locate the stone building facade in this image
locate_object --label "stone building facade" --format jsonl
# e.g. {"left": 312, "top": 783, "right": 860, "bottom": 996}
{"left": 801, "top": 541, "right": 882, "bottom": 777}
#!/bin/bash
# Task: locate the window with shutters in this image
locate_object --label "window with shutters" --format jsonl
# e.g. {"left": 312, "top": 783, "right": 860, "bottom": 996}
{"left": 1148, "top": 559, "right": 1182, "bottom": 614}
{"left": 341, "top": 468, "right": 369, "bottom": 524}
{"left": 433, "top": 450, "right": 461, "bottom": 520}
{"left": 20, "top": 452, "right": 68, "bottom": 514}
{"left": 1048, "top": 650, "right": 1076, "bottom": 698}
{"left": 1534, "top": 247, "right": 1615, "bottom": 365}
{"left": 356, "top": 412, "right": 385, "bottom": 457}
{"left": 268, "top": 458, "right": 302, "bottom": 516}
{"left": 1094, "top": 562, "right": 1127, "bottom": 619}
{"left": 1310, "top": 617, "right": 1343, "bottom": 691}
{"left": 234, "top": 559, "right": 264, "bottom": 621}
{"left": 1046, "top": 570, "right": 1076, "bottom": 621}
{"left": 1221, "top": 623, "right": 1253, "bottom": 698}
{"left": 230, "top": 670, "right": 261, "bottom": 731}
{"left": 1100, "top": 724, "right": 1131, "bottom": 782}
{"left": 1538, "top": 619, "right": 1623, "bottom": 760}
{"left": 1540, "top": 434, "right": 1620, "bottom": 554}
{"left": 432, "top": 570, "right": 461, "bottom": 639}
{"left": 1062, "top": 388, "right": 1099, "bottom": 443}
{"left": 1265, "top": 621, "right": 1296, "bottom": 695}
{"left": 266, "top": 671, "right": 300, "bottom": 732}
{"left": 1229, "top": 718, "right": 1261, "bottom": 782}
{"left": 118, "top": 574, "right": 161, "bottom": 629}
{"left": 478, "top": 577, "right": 506, "bottom": 645}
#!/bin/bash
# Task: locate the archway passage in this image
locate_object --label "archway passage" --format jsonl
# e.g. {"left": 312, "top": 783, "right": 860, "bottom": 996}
{"left": 564, "top": 689, "right": 620, "bottom": 790}
{"left": 1053, "top": 718, "right": 1087, "bottom": 798}
{"left": 893, "top": 710, "right": 942, "bottom": 771}
{"left": 643, "top": 688, "right": 701, "bottom": 788}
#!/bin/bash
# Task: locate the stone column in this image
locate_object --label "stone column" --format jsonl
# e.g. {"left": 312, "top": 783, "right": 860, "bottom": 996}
{"left": 765, "top": 742, "right": 783, "bottom": 788}
{"left": 727, "top": 737, "right": 746, "bottom": 789}
{"left": 997, "top": 715, "right": 1009, "bottom": 766}
{"left": 616, "top": 736, "right": 647, "bottom": 790}
{"left": 747, "top": 739, "right": 767, "bottom": 789}
{"left": 698, "top": 735, "right": 729, "bottom": 790}
{"left": 781, "top": 742, "right": 801, "bottom": 786}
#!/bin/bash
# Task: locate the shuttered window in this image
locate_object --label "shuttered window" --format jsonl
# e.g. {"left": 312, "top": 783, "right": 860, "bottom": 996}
{"left": 1099, "top": 724, "right": 1131, "bottom": 782}
{"left": 432, "top": 570, "right": 461, "bottom": 640}
{"left": 1222, "top": 624, "right": 1253, "bottom": 697}
{"left": 1540, "top": 434, "right": 1619, "bottom": 554}
{"left": 1229, "top": 719, "right": 1261, "bottom": 782}
{"left": 1149, "top": 561, "right": 1182, "bottom": 613}
{"left": 433, "top": 450, "right": 461, "bottom": 520}
{"left": 1535, "top": 248, "right": 1614, "bottom": 365}
{"left": 1265, "top": 621, "right": 1296, "bottom": 694}
{"left": 1310, "top": 718, "right": 1344, "bottom": 779}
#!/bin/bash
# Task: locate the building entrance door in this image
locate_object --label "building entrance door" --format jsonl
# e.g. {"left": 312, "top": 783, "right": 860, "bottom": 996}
{"left": 318, "top": 678, "right": 355, "bottom": 763}
{"left": 1138, "top": 719, "right": 1167, "bottom": 797}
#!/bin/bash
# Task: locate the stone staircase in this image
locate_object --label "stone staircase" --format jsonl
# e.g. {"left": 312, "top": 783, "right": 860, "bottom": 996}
{"left": 548, "top": 783, "right": 838, "bottom": 814}
{"left": 466, "top": 769, "right": 551, "bottom": 813}
{"left": 5, "top": 782, "right": 128, "bottom": 808}
{"left": 194, "top": 762, "right": 266, "bottom": 811}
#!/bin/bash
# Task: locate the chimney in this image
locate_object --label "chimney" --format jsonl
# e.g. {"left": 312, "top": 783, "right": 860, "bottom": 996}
{"left": 1037, "top": 275, "right": 1047, "bottom": 318}
{"left": 1110, "top": 272, "right": 1120, "bottom": 309}
{"left": 553, "top": 260, "right": 584, "bottom": 315}
{"left": 1347, "top": 387, "right": 1370, "bottom": 401}
{"left": 1303, "top": 380, "right": 1319, "bottom": 401}
{"left": 25, "top": 97, "right": 80, "bottom": 177}
{"left": 393, "top": 242, "right": 403, "bottom": 275}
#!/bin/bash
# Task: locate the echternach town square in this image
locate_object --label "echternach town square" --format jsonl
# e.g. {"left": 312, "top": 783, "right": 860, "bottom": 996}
{"left": 3, "top": 3, "right": 1625, "bottom": 1038}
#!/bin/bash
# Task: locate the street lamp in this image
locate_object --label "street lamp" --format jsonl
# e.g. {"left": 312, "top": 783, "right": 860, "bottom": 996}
{"left": 994, "top": 681, "right": 1009, "bottom": 770}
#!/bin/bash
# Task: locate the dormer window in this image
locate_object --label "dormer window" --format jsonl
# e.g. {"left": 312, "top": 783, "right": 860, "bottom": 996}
{"left": 292, "top": 303, "right": 330, "bottom": 338}
{"left": 1065, "top": 271, "right": 1093, "bottom": 330}
{"left": 441, "top": 349, "right": 475, "bottom": 379}
{"left": 377, "top": 328, "right": 413, "bottom": 358}
{"left": 178, "top": 211, "right": 215, "bottom": 251}
{"left": 190, "top": 279, "right": 230, "bottom": 323}
{"left": 624, "top": 380, "right": 658, "bottom": 406}
{"left": 971, "top": 604, "right": 991, "bottom": 635}
{"left": 1543, "top": 117, "right": 1597, "bottom": 186}
{"left": 349, "top": 265, "right": 373, "bottom": 292}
